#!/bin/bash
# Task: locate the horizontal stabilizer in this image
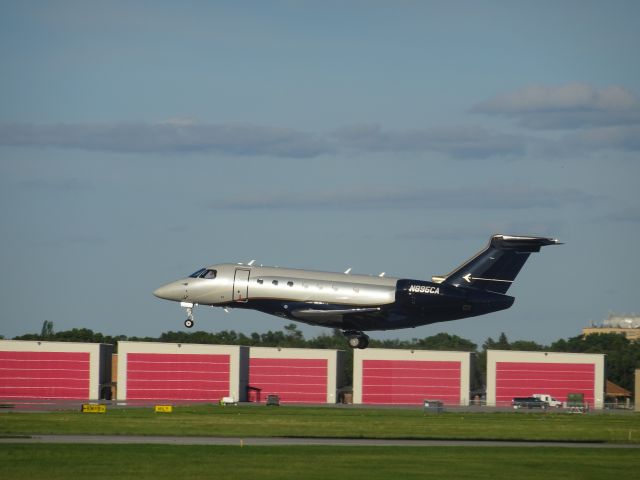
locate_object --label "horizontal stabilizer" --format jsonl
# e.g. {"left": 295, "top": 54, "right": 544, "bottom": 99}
{"left": 488, "top": 234, "right": 562, "bottom": 251}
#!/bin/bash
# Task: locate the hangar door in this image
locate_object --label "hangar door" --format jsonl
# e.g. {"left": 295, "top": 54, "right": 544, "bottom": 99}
{"left": 495, "top": 361, "right": 596, "bottom": 407}
{"left": 0, "top": 350, "right": 90, "bottom": 400}
{"left": 361, "top": 359, "right": 462, "bottom": 405}
{"left": 249, "top": 357, "right": 328, "bottom": 403}
{"left": 126, "top": 353, "right": 231, "bottom": 401}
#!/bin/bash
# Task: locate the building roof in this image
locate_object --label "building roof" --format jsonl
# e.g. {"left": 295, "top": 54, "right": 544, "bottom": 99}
{"left": 605, "top": 380, "right": 631, "bottom": 398}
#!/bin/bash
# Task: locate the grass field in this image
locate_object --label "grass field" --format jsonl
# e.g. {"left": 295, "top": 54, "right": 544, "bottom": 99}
{"left": 1, "top": 404, "right": 639, "bottom": 443}
{"left": 2, "top": 405, "right": 639, "bottom": 479}
{"left": 1, "top": 444, "right": 639, "bottom": 480}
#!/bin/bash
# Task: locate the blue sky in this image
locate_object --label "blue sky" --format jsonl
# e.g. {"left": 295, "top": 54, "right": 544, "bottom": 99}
{"left": 1, "top": 1, "right": 638, "bottom": 346}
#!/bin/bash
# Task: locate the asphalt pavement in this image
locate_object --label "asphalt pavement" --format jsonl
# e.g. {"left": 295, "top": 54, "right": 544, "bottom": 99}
{"left": 2, "top": 435, "right": 639, "bottom": 448}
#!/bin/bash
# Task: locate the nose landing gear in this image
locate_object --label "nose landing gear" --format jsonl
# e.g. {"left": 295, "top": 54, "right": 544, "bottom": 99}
{"left": 343, "top": 330, "right": 370, "bottom": 349}
{"left": 181, "top": 302, "right": 195, "bottom": 328}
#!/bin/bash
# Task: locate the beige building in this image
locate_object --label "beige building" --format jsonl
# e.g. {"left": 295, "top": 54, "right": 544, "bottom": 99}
{"left": 582, "top": 314, "right": 640, "bottom": 341}
{"left": 636, "top": 370, "right": 640, "bottom": 412}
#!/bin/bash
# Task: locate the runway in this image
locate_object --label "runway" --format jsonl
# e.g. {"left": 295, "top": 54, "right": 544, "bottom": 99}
{"left": 2, "top": 435, "right": 639, "bottom": 448}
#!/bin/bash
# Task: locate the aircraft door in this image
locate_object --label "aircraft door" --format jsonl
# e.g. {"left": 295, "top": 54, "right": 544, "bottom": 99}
{"left": 233, "top": 269, "right": 250, "bottom": 302}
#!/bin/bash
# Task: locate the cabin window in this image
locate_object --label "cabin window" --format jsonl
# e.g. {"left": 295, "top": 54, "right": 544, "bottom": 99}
{"left": 272, "top": 280, "right": 279, "bottom": 285}
{"left": 287, "top": 281, "right": 294, "bottom": 287}
{"left": 257, "top": 279, "right": 264, "bottom": 284}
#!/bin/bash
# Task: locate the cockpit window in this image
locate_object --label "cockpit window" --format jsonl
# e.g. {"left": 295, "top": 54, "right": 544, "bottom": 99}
{"left": 190, "top": 268, "right": 206, "bottom": 278}
{"left": 189, "top": 268, "right": 217, "bottom": 279}
{"left": 203, "top": 269, "right": 217, "bottom": 279}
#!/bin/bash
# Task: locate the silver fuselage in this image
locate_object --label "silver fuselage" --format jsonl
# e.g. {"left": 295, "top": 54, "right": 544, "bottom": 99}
{"left": 155, "top": 263, "right": 398, "bottom": 308}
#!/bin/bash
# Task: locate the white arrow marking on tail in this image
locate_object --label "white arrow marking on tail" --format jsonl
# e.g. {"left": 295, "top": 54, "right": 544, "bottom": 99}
{"left": 463, "top": 273, "right": 514, "bottom": 283}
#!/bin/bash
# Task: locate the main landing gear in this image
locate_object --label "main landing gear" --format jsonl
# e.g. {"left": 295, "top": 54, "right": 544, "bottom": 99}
{"left": 181, "top": 302, "right": 195, "bottom": 328}
{"left": 343, "top": 330, "right": 369, "bottom": 349}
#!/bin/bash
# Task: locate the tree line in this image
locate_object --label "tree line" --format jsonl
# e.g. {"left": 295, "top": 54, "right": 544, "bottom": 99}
{"left": 8, "top": 321, "right": 640, "bottom": 392}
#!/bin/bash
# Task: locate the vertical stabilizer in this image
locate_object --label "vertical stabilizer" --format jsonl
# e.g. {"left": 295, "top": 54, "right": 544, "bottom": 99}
{"left": 438, "top": 234, "right": 561, "bottom": 294}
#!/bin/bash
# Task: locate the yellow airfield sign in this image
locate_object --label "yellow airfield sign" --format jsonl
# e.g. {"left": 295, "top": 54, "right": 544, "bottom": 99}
{"left": 81, "top": 404, "right": 106, "bottom": 413}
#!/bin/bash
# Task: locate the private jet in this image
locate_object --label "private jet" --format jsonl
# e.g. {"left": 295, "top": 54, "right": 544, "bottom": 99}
{"left": 153, "top": 234, "right": 560, "bottom": 348}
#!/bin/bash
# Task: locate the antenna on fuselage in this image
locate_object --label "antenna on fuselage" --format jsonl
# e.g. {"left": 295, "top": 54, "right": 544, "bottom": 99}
{"left": 248, "top": 259, "right": 255, "bottom": 266}
{"left": 344, "top": 268, "right": 352, "bottom": 274}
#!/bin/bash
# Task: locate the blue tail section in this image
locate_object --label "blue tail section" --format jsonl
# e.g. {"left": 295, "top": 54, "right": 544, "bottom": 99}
{"left": 439, "top": 234, "right": 561, "bottom": 294}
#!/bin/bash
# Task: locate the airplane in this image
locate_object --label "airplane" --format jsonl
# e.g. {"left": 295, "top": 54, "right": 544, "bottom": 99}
{"left": 153, "top": 234, "right": 561, "bottom": 349}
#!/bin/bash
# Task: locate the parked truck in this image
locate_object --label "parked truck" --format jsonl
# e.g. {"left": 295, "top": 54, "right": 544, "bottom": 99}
{"left": 511, "top": 397, "right": 549, "bottom": 410}
{"left": 533, "top": 394, "right": 563, "bottom": 408}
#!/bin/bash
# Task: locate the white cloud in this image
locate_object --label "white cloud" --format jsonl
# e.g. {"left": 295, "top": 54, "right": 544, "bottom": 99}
{"left": 472, "top": 83, "right": 640, "bottom": 129}
{"left": 332, "top": 124, "right": 526, "bottom": 159}
{"left": 563, "top": 125, "right": 640, "bottom": 152}
{"left": 0, "top": 121, "right": 530, "bottom": 160}
{"left": 2, "top": 111, "right": 637, "bottom": 161}
{"left": 212, "top": 185, "right": 596, "bottom": 211}
{"left": 0, "top": 122, "right": 334, "bottom": 159}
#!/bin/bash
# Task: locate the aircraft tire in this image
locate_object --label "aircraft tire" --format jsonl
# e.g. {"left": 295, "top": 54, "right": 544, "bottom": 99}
{"left": 184, "top": 319, "right": 194, "bottom": 328}
{"left": 347, "top": 334, "right": 369, "bottom": 349}
{"left": 348, "top": 336, "right": 362, "bottom": 349}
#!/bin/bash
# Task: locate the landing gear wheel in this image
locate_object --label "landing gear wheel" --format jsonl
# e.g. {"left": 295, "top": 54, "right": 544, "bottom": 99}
{"left": 184, "top": 318, "right": 194, "bottom": 328}
{"left": 345, "top": 331, "right": 370, "bottom": 349}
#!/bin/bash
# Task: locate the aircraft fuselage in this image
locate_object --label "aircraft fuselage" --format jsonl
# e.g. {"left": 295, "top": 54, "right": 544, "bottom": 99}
{"left": 154, "top": 263, "right": 514, "bottom": 331}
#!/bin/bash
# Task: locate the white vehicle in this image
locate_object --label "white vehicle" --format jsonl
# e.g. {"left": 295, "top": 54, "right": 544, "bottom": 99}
{"left": 533, "top": 394, "right": 563, "bottom": 408}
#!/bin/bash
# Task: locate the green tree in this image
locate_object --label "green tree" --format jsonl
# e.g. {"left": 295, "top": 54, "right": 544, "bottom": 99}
{"left": 414, "top": 332, "right": 477, "bottom": 352}
{"left": 40, "top": 320, "right": 54, "bottom": 339}
{"left": 510, "top": 340, "right": 545, "bottom": 351}
{"left": 550, "top": 333, "right": 640, "bottom": 391}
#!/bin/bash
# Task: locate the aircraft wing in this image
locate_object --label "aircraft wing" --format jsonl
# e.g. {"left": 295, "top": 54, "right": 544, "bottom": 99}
{"left": 290, "top": 307, "right": 381, "bottom": 326}
{"left": 292, "top": 307, "right": 381, "bottom": 320}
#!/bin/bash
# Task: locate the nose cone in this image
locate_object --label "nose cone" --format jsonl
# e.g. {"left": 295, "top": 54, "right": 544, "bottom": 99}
{"left": 153, "top": 281, "right": 185, "bottom": 302}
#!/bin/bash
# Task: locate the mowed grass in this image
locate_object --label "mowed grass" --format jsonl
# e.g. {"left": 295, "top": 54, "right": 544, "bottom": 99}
{"left": 1, "top": 404, "right": 639, "bottom": 443}
{"left": 1, "top": 444, "right": 639, "bottom": 480}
